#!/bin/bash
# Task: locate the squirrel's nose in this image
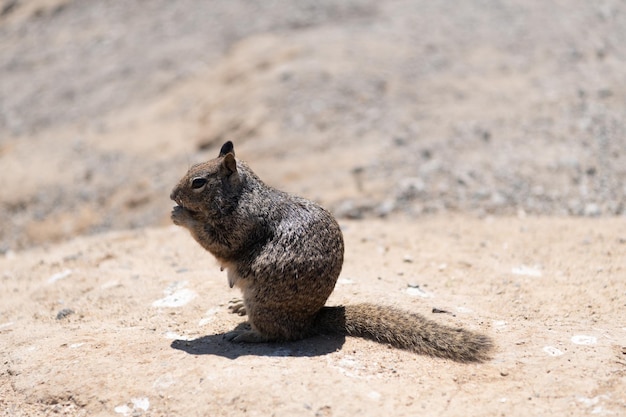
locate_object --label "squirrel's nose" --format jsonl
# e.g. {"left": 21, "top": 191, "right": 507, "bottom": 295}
{"left": 170, "top": 188, "right": 178, "bottom": 201}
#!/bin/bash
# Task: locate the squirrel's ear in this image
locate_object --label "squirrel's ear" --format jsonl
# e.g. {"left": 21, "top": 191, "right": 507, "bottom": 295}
{"left": 222, "top": 153, "right": 237, "bottom": 175}
{"left": 219, "top": 141, "right": 235, "bottom": 157}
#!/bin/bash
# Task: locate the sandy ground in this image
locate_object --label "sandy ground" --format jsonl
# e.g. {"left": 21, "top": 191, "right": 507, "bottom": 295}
{"left": 1, "top": 216, "right": 625, "bottom": 416}
{"left": 1, "top": 0, "right": 626, "bottom": 416}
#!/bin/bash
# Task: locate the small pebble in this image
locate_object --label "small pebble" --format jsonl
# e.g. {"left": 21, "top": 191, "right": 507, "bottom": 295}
{"left": 56, "top": 308, "right": 75, "bottom": 320}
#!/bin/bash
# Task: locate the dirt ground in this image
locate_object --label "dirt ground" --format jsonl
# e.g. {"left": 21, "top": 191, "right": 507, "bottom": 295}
{"left": 1, "top": 0, "right": 625, "bottom": 416}
{"left": 1, "top": 217, "right": 625, "bottom": 416}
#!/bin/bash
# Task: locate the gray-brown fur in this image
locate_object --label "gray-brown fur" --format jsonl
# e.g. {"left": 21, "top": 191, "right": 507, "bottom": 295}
{"left": 171, "top": 141, "right": 493, "bottom": 362}
{"left": 314, "top": 304, "right": 492, "bottom": 362}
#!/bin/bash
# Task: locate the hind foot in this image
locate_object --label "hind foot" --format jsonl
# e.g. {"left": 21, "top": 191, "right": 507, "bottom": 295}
{"left": 224, "top": 329, "right": 270, "bottom": 343}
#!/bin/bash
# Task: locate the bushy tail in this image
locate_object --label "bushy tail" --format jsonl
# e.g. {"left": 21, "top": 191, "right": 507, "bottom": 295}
{"left": 312, "top": 303, "right": 493, "bottom": 362}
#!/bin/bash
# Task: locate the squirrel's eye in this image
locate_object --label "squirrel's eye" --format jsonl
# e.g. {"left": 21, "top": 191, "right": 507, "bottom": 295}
{"left": 191, "top": 177, "right": 207, "bottom": 189}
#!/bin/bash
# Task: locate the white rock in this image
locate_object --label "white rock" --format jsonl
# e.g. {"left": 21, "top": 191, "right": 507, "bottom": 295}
{"left": 131, "top": 397, "right": 150, "bottom": 411}
{"left": 406, "top": 286, "right": 433, "bottom": 298}
{"left": 543, "top": 346, "right": 564, "bottom": 356}
{"left": 152, "top": 288, "right": 196, "bottom": 308}
{"left": 511, "top": 265, "right": 542, "bottom": 277}
{"left": 571, "top": 335, "right": 597, "bottom": 345}
{"left": 47, "top": 269, "right": 72, "bottom": 284}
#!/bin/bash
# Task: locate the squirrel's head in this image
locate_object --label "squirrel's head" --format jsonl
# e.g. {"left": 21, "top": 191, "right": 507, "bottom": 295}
{"left": 170, "top": 141, "right": 241, "bottom": 218}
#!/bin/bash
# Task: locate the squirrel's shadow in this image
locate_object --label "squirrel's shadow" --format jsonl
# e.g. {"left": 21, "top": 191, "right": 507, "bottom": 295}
{"left": 171, "top": 323, "right": 345, "bottom": 359}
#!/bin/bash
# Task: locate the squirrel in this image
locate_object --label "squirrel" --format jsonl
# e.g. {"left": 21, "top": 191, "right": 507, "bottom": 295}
{"left": 170, "top": 141, "right": 493, "bottom": 362}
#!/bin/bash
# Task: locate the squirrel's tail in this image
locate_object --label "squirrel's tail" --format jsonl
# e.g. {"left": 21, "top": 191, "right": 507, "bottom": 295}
{"left": 312, "top": 303, "right": 493, "bottom": 362}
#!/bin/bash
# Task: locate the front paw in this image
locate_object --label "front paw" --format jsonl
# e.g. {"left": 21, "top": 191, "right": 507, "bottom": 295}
{"left": 171, "top": 205, "right": 195, "bottom": 227}
{"left": 228, "top": 298, "right": 247, "bottom": 316}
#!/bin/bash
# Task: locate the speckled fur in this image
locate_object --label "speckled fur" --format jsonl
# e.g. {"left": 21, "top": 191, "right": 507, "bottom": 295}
{"left": 171, "top": 142, "right": 493, "bottom": 362}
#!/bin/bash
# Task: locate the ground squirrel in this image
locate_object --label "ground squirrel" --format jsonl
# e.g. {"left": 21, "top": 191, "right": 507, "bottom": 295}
{"left": 171, "top": 141, "right": 493, "bottom": 362}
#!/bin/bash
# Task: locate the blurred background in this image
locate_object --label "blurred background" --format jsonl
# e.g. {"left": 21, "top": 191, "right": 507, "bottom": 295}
{"left": 1, "top": 0, "right": 624, "bottom": 252}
